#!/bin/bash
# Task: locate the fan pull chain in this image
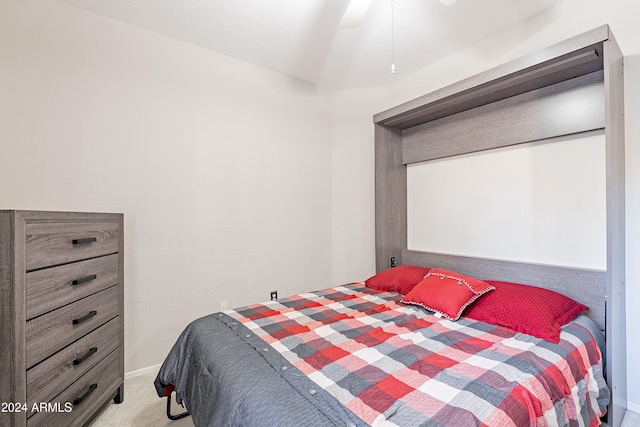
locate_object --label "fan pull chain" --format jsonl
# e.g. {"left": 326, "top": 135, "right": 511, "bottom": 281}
{"left": 391, "top": 0, "right": 396, "bottom": 74}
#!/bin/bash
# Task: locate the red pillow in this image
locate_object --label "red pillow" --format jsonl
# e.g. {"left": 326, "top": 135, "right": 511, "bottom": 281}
{"left": 464, "top": 280, "right": 588, "bottom": 343}
{"left": 364, "top": 265, "right": 431, "bottom": 295}
{"left": 401, "top": 269, "right": 494, "bottom": 320}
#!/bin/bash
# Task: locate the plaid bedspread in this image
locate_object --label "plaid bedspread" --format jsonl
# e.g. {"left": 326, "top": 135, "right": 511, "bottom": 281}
{"left": 226, "top": 284, "right": 609, "bottom": 427}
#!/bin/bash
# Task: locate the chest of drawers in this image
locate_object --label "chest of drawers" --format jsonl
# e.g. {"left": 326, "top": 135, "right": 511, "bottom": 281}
{"left": 0, "top": 211, "right": 124, "bottom": 426}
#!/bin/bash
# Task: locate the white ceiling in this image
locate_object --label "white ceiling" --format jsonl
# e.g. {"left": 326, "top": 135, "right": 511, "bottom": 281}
{"left": 57, "top": 0, "right": 567, "bottom": 90}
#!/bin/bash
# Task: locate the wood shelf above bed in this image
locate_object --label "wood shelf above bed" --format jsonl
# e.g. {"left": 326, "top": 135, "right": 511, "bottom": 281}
{"left": 374, "top": 26, "right": 607, "bottom": 129}
{"left": 373, "top": 24, "right": 626, "bottom": 427}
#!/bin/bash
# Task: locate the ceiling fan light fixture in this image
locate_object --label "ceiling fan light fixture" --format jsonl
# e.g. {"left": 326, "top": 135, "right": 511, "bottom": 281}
{"left": 339, "top": 0, "right": 373, "bottom": 28}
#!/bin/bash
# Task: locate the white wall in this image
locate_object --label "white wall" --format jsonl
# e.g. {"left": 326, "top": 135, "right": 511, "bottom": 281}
{"left": 383, "top": 0, "right": 640, "bottom": 411}
{"left": 330, "top": 87, "right": 387, "bottom": 284}
{"left": 407, "top": 133, "right": 607, "bottom": 268}
{"left": 0, "top": 0, "right": 334, "bottom": 371}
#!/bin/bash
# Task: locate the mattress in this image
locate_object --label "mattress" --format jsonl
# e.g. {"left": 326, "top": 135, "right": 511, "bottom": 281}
{"left": 154, "top": 283, "right": 609, "bottom": 427}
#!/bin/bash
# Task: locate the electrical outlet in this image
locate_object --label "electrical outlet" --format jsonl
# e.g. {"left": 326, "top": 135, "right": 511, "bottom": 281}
{"left": 220, "top": 300, "right": 228, "bottom": 311}
{"left": 270, "top": 291, "right": 278, "bottom": 301}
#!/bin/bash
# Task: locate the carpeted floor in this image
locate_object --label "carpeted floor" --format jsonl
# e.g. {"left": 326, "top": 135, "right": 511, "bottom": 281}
{"left": 90, "top": 367, "right": 192, "bottom": 427}
{"left": 90, "top": 367, "right": 640, "bottom": 427}
{"left": 622, "top": 410, "right": 640, "bottom": 427}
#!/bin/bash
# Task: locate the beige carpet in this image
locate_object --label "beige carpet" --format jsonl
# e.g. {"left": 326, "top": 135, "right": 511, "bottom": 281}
{"left": 89, "top": 366, "right": 640, "bottom": 427}
{"left": 90, "top": 368, "right": 192, "bottom": 427}
{"left": 622, "top": 410, "right": 640, "bottom": 427}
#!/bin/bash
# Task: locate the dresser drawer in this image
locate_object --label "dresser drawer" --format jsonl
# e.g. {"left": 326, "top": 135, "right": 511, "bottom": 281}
{"left": 26, "top": 221, "right": 120, "bottom": 271}
{"left": 26, "top": 254, "right": 119, "bottom": 319}
{"left": 27, "top": 318, "right": 119, "bottom": 406}
{"left": 26, "top": 286, "right": 119, "bottom": 368}
{"left": 27, "top": 350, "right": 121, "bottom": 427}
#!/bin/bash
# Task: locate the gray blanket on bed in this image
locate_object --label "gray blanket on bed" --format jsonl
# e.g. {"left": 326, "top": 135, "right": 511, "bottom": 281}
{"left": 154, "top": 313, "right": 357, "bottom": 427}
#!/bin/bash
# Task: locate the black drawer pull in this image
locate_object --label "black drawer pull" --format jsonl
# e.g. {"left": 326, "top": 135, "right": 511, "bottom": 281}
{"left": 73, "top": 383, "right": 98, "bottom": 406}
{"left": 73, "top": 347, "right": 98, "bottom": 365}
{"left": 72, "top": 310, "right": 97, "bottom": 325}
{"left": 72, "top": 237, "right": 97, "bottom": 245}
{"left": 72, "top": 274, "right": 97, "bottom": 285}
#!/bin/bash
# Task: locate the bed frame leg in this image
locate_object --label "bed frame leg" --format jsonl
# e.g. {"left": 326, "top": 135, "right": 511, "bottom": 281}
{"left": 166, "top": 391, "right": 190, "bottom": 421}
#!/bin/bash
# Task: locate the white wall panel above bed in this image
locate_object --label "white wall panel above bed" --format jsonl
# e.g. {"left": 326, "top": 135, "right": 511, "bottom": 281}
{"left": 407, "top": 131, "right": 606, "bottom": 269}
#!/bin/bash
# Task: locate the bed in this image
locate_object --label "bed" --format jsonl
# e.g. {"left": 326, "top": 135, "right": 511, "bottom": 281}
{"left": 155, "top": 24, "right": 626, "bottom": 427}
{"left": 155, "top": 272, "right": 609, "bottom": 426}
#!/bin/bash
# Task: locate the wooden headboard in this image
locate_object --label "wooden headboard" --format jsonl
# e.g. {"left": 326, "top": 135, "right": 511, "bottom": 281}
{"left": 373, "top": 25, "right": 626, "bottom": 426}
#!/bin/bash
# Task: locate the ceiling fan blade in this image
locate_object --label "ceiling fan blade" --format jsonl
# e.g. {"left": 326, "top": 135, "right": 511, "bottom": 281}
{"left": 339, "top": 0, "right": 373, "bottom": 28}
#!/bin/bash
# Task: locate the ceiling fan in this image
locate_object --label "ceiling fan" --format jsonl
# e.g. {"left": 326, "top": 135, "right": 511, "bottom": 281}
{"left": 339, "top": 0, "right": 458, "bottom": 28}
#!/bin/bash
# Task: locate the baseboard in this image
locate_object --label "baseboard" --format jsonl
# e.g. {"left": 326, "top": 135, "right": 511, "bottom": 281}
{"left": 627, "top": 401, "right": 640, "bottom": 414}
{"left": 125, "top": 363, "right": 162, "bottom": 380}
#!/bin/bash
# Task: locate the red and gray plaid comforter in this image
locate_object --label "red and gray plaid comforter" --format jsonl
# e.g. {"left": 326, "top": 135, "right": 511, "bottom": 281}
{"left": 227, "top": 284, "right": 609, "bottom": 427}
